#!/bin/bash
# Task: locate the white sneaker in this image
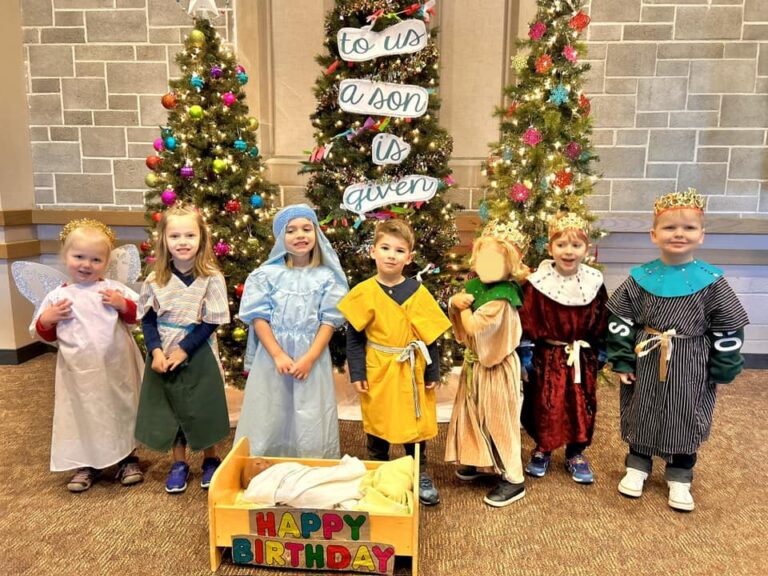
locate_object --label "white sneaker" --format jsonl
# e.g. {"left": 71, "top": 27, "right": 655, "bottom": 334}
{"left": 667, "top": 481, "right": 695, "bottom": 511}
{"left": 618, "top": 468, "right": 648, "bottom": 498}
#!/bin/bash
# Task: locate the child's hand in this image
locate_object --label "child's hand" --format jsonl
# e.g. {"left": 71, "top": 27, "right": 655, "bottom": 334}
{"left": 274, "top": 352, "right": 294, "bottom": 375}
{"left": 353, "top": 380, "right": 369, "bottom": 393}
{"left": 425, "top": 380, "right": 438, "bottom": 390}
{"left": 39, "top": 299, "right": 73, "bottom": 329}
{"left": 452, "top": 292, "right": 474, "bottom": 311}
{"left": 167, "top": 348, "right": 188, "bottom": 371}
{"left": 99, "top": 289, "right": 126, "bottom": 312}
{"left": 617, "top": 372, "right": 636, "bottom": 385}
{"left": 151, "top": 348, "right": 169, "bottom": 373}
{"left": 290, "top": 355, "right": 315, "bottom": 381}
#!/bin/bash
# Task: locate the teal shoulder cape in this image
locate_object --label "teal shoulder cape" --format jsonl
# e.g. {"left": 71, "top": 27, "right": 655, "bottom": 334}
{"left": 464, "top": 277, "right": 523, "bottom": 310}
{"left": 630, "top": 259, "right": 723, "bottom": 297}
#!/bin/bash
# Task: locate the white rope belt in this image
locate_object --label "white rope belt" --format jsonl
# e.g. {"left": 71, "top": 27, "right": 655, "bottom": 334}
{"left": 367, "top": 339, "right": 431, "bottom": 419}
{"left": 545, "top": 339, "right": 590, "bottom": 384}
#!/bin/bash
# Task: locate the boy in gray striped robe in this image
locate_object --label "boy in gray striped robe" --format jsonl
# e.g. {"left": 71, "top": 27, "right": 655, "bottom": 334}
{"left": 606, "top": 188, "right": 749, "bottom": 512}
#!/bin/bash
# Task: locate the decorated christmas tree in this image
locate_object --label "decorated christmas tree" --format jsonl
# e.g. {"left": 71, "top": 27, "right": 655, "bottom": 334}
{"left": 301, "top": 0, "right": 460, "bottom": 368}
{"left": 142, "top": 14, "right": 277, "bottom": 388}
{"left": 481, "top": 0, "right": 601, "bottom": 267}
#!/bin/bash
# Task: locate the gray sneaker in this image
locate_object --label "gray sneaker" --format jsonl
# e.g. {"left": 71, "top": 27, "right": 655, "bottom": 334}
{"left": 418, "top": 472, "right": 440, "bottom": 506}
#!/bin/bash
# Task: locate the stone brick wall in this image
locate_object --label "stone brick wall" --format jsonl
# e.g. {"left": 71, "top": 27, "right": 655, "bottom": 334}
{"left": 21, "top": 0, "right": 232, "bottom": 209}
{"left": 586, "top": 0, "right": 768, "bottom": 215}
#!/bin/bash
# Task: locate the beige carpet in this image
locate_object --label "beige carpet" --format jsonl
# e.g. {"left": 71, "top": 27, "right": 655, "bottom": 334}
{"left": 1, "top": 353, "right": 766, "bottom": 576}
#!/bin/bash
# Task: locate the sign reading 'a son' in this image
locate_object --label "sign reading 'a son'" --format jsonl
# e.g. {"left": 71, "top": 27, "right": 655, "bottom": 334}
{"left": 339, "top": 79, "right": 428, "bottom": 118}
{"left": 343, "top": 175, "right": 440, "bottom": 216}
{"left": 337, "top": 20, "right": 428, "bottom": 62}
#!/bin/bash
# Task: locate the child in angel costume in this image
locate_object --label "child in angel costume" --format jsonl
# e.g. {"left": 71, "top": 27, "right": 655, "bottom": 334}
{"left": 445, "top": 219, "right": 529, "bottom": 507}
{"left": 235, "top": 204, "right": 349, "bottom": 459}
{"left": 607, "top": 189, "right": 749, "bottom": 511}
{"left": 19, "top": 219, "right": 144, "bottom": 492}
{"left": 338, "top": 219, "right": 451, "bottom": 506}
{"left": 136, "top": 205, "right": 230, "bottom": 494}
{"left": 519, "top": 212, "right": 608, "bottom": 484}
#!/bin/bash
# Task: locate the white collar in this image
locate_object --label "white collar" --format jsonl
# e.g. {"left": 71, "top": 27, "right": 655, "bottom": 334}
{"left": 528, "top": 260, "right": 603, "bottom": 306}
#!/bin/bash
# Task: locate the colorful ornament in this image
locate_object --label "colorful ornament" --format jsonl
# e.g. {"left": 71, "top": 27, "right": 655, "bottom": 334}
{"left": 151, "top": 212, "right": 162, "bottom": 223}
{"left": 505, "top": 101, "right": 518, "bottom": 117}
{"left": 247, "top": 117, "right": 259, "bottom": 131}
{"left": 190, "top": 73, "right": 204, "bottom": 91}
{"left": 161, "top": 188, "right": 177, "bottom": 205}
{"left": 579, "top": 93, "right": 591, "bottom": 116}
{"left": 212, "top": 159, "right": 227, "bottom": 174}
{"left": 180, "top": 165, "right": 194, "bottom": 179}
{"left": 549, "top": 84, "right": 570, "bottom": 106}
{"left": 511, "top": 52, "right": 528, "bottom": 73}
{"left": 153, "top": 138, "right": 164, "bottom": 152}
{"left": 479, "top": 201, "right": 489, "bottom": 223}
{"left": 250, "top": 194, "right": 263, "bottom": 208}
{"left": 555, "top": 169, "right": 573, "bottom": 189}
{"left": 528, "top": 21, "right": 546, "bottom": 41}
{"left": 523, "top": 127, "right": 543, "bottom": 147}
{"left": 563, "top": 45, "right": 578, "bottom": 63}
{"left": 233, "top": 139, "right": 247, "bottom": 152}
{"left": 140, "top": 241, "right": 152, "bottom": 253}
{"left": 535, "top": 54, "right": 553, "bottom": 74}
{"left": 161, "top": 92, "right": 177, "bottom": 109}
{"left": 569, "top": 11, "right": 591, "bottom": 32}
{"left": 189, "top": 29, "right": 206, "bottom": 47}
{"left": 164, "top": 137, "right": 177, "bottom": 151}
{"left": 144, "top": 173, "right": 159, "bottom": 187}
{"left": 248, "top": 146, "right": 259, "bottom": 158}
{"left": 189, "top": 105, "right": 203, "bottom": 120}
{"left": 146, "top": 155, "right": 162, "bottom": 171}
{"left": 210, "top": 65, "right": 223, "bottom": 79}
{"left": 237, "top": 72, "right": 249, "bottom": 85}
{"left": 214, "top": 241, "right": 230, "bottom": 257}
{"left": 235, "top": 65, "right": 246, "bottom": 74}
{"left": 225, "top": 199, "right": 241, "bottom": 213}
{"left": 235, "top": 283, "right": 245, "bottom": 298}
{"left": 161, "top": 127, "right": 173, "bottom": 138}
{"left": 565, "top": 141, "right": 583, "bottom": 161}
{"left": 221, "top": 92, "right": 237, "bottom": 107}
{"left": 510, "top": 182, "right": 530, "bottom": 203}
{"left": 534, "top": 237, "right": 548, "bottom": 254}
{"left": 232, "top": 327, "right": 247, "bottom": 343}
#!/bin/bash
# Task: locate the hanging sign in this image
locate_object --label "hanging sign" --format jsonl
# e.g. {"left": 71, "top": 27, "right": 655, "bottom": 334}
{"left": 372, "top": 133, "right": 411, "bottom": 165}
{"left": 337, "top": 20, "right": 428, "bottom": 62}
{"left": 342, "top": 175, "right": 440, "bottom": 216}
{"left": 338, "top": 79, "right": 429, "bottom": 118}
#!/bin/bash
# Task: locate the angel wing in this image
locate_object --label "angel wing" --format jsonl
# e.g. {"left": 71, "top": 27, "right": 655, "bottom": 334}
{"left": 11, "top": 261, "right": 68, "bottom": 309}
{"left": 105, "top": 244, "right": 141, "bottom": 285}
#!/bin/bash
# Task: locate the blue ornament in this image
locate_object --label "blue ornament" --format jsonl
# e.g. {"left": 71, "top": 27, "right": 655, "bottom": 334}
{"left": 237, "top": 72, "right": 249, "bottom": 85}
{"left": 234, "top": 139, "right": 248, "bottom": 151}
{"left": 479, "top": 201, "right": 489, "bottom": 223}
{"left": 161, "top": 127, "right": 173, "bottom": 139}
{"left": 502, "top": 147, "right": 513, "bottom": 161}
{"left": 535, "top": 237, "right": 548, "bottom": 254}
{"left": 250, "top": 194, "right": 263, "bottom": 208}
{"left": 164, "top": 137, "right": 177, "bottom": 151}
{"left": 540, "top": 177, "right": 549, "bottom": 190}
{"left": 248, "top": 146, "right": 259, "bottom": 158}
{"left": 548, "top": 84, "right": 570, "bottom": 106}
{"left": 579, "top": 151, "right": 591, "bottom": 161}
{"left": 190, "top": 73, "right": 204, "bottom": 91}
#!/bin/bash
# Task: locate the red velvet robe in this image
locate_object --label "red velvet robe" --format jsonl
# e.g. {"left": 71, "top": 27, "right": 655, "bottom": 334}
{"left": 519, "top": 282, "right": 609, "bottom": 452}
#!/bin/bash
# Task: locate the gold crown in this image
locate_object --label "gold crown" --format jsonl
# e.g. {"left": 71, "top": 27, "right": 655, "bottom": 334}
{"left": 59, "top": 218, "right": 116, "bottom": 248}
{"left": 549, "top": 212, "right": 590, "bottom": 239}
{"left": 480, "top": 219, "right": 529, "bottom": 254}
{"left": 654, "top": 187, "right": 705, "bottom": 216}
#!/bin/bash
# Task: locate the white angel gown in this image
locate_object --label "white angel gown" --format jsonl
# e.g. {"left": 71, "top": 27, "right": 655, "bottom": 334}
{"left": 31, "top": 279, "right": 144, "bottom": 471}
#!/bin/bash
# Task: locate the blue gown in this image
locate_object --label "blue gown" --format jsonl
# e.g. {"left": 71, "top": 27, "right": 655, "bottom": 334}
{"left": 235, "top": 263, "right": 348, "bottom": 458}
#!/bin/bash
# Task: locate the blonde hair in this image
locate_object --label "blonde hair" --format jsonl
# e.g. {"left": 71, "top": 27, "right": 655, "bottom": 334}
{"left": 60, "top": 225, "right": 113, "bottom": 261}
{"left": 373, "top": 219, "right": 415, "bottom": 251}
{"left": 652, "top": 207, "right": 705, "bottom": 227}
{"left": 470, "top": 236, "right": 529, "bottom": 283}
{"left": 152, "top": 205, "right": 219, "bottom": 287}
{"left": 285, "top": 220, "right": 323, "bottom": 269}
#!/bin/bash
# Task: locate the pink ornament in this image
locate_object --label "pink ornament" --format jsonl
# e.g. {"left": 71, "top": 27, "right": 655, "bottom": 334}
{"left": 235, "top": 65, "right": 246, "bottom": 74}
{"left": 529, "top": 21, "right": 546, "bottom": 41}
{"left": 145, "top": 256, "right": 157, "bottom": 264}
{"left": 214, "top": 241, "right": 231, "bottom": 257}
{"left": 510, "top": 183, "right": 530, "bottom": 203}
{"left": 563, "top": 45, "right": 578, "bottom": 62}
{"left": 222, "top": 92, "right": 237, "bottom": 107}
{"left": 161, "top": 189, "right": 177, "bottom": 206}
{"left": 565, "top": 141, "right": 583, "bottom": 160}
{"left": 523, "top": 127, "right": 543, "bottom": 147}
{"left": 153, "top": 138, "right": 165, "bottom": 152}
{"left": 180, "top": 165, "right": 194, "bottom": 179}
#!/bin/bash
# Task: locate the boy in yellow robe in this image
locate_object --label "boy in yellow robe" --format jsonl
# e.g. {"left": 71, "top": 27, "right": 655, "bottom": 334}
{"left": 338, "top": 219, "right": 451, "bottom": 506}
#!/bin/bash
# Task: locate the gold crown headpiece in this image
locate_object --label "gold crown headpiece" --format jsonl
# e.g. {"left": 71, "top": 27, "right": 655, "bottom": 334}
{"left": 654, "top": 187, "right": 705, "bottom": 216}
{"left": 59, "top": 218, "right": 116, "bottom": 248}
{"left": 480, "top": 219, "right": 529, "bottom": 255}
{"left": 549, "top": 212, "right": 590, "bottom": 240}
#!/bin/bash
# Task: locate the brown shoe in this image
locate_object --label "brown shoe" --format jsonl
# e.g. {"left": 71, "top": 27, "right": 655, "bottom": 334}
{"left": 116, "top": 459, "right": 144, "bottom": 486}
{"left": 67, "top": 467, "right": 98, "bottom": 493}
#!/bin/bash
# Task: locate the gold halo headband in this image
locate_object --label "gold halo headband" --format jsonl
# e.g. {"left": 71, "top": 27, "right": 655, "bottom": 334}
{"left": 59, "top": 218, "right": 117, "bottom": 248}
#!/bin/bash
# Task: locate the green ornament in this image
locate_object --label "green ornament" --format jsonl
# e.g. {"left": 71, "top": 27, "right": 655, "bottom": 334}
{"left": 189, "top": 105, "right": 204, "bottom": 120}
{"left": 213, "top": 159, "right": 227, "bottom": 173}
{"left": 512, "top": 52, "right": 528, "bottom": 73}
{"left": 232, "top": 327, "right": 247, "bottom": 342}
{"left": 135, "top": 332, "right": 144, "bottom": 344}
{"left": 189, "top": 29, "right": 206, "bottom": 47}
{"left": 144, "top": 173, "right": 159, "bottom": 187}
{"left": 247, "top": 117, "right": 260, "bottom": 131}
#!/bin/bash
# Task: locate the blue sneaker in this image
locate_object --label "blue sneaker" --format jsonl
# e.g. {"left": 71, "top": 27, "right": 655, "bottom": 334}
{"left": 200, "top": 457, "right": 221, "bottom": 489}
{"left": 165, "top": 461, "right": 190, "bottom": 493}
{"left": 525, "top": 450, "right": 551, "bottom": 478}
{"left": 418, "top": 472, "right": 440, "bottom": 506}
{"left": 565, "top": 454, "right": 594, "bottom": 484}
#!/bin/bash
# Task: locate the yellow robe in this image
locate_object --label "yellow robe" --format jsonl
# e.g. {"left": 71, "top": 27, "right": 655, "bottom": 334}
{"left": 338, "top": 278, "right": 451, "bottom": 444}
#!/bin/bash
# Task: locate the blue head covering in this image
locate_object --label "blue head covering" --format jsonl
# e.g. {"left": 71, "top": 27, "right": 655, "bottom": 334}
{"left": 265, "top": 203, "right": 348, "bottom": 289}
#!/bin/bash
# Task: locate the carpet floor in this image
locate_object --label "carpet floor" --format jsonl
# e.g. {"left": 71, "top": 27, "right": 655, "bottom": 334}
{"left": 1, "top": 353, "right": 766, "bottom": 576}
